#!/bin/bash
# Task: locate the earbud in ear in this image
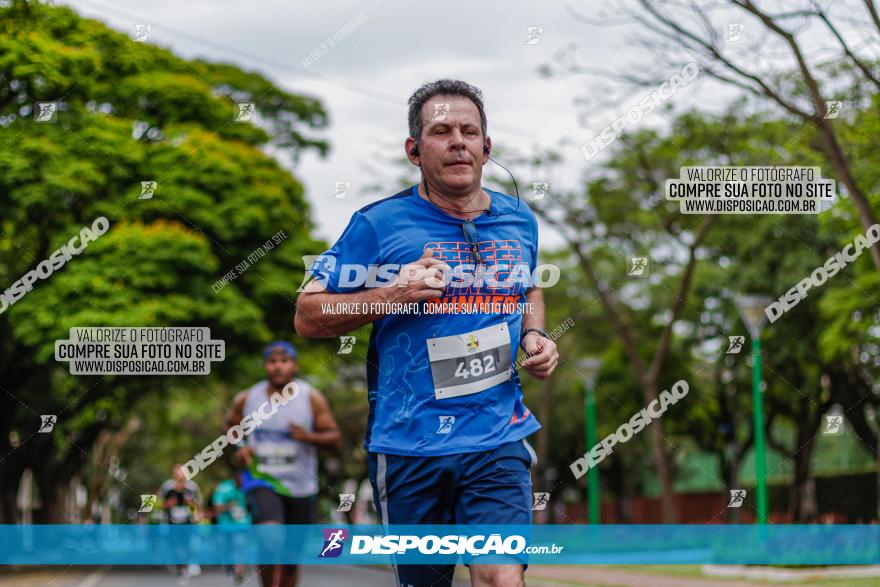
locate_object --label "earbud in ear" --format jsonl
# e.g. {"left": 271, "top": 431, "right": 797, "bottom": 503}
{"left": 410, "top": 146, "right": 419, "bottom": 157}
{"left": 483, "top": 143, "right": 490, "bottom": 155}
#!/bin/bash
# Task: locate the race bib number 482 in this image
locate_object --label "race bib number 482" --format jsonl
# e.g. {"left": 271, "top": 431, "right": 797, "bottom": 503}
{"left": 426, "top": 323, "right": 512, "bottom": 400}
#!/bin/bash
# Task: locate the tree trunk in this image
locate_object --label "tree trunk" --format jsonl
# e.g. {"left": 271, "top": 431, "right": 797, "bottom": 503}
{"left": 0, "top": 484, "right": 19, "bottom": 524}
{"left": 644, "top": 378, "right": 677, "bottom": 522}
{"left": 725, "top": 447, "right": 743, "bottom": 523}
{"left": 789, "top": 464, "right": 818, "bottom": 522}
{"left": 607, "top": 455, "right": 627, "bottom": 523}
{"left": 876, "top": 440, "right": 880, "bottom": 522}
{"left": 787, "top": 406, "right": 819, "bottom": 522}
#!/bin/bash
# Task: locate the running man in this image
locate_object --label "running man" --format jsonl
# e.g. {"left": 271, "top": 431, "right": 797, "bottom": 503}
{"left": 295, "top": 79, "right": 558, "bottom": 587}
{"left": 159, "top": 464, "right": 203, "bottom": 582}
{"left": 226, "top": 341, "right": 341, "bottom": 587}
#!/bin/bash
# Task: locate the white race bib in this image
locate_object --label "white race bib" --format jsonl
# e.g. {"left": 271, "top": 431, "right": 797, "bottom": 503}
{"left": 170, "top": 505, "right": 190, "bottom": 523}
{"left": 426, "top": 323, "right": 512, "bottom": 400}
{"left": 253, "top": 440, "right": 298, "bottom": 476}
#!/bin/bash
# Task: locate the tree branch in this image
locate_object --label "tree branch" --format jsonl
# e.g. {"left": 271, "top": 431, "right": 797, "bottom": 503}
{"left": 864, "top": 0, "right": 880, "bottom": 38}
{"left": 647, "top": 215, "right": 717, "bottom": 383}
{"left": 810, "top": 0, "right": 880, "bottom": 91}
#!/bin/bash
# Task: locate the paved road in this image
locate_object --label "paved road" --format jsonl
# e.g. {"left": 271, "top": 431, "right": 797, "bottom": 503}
{"left": 0, "top": 566, "right": 471, "bottom": 587}
{"left": 0, "top": 565, "right": 482, "bottom": 587}
{"left": 9, "top": 564, "right": 867, "bottom": 587}
{"left": 528, "top": 566, "right": 788, "bottom": 587}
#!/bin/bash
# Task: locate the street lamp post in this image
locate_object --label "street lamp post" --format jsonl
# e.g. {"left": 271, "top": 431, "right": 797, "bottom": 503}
{"left": 735, "top": 294, "right": 773, "bottom": 525}
{"left": 577, "top": 358, "right": 602, "bottom": 525}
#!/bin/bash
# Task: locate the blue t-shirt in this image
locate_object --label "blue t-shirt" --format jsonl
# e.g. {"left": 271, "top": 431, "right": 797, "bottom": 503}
{"left": 311, "top": 184, "right": 541, "bottom": 456}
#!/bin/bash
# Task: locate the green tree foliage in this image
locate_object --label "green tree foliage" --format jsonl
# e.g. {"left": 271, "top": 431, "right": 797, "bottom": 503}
{"left": 0, "top": 1, "right": 332, "bottom": 521}
{"left": 495, "top": 99, "right": 877, "bottom": 521}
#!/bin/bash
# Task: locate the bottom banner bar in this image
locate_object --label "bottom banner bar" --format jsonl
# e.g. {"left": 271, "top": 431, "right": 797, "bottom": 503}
{"left": 0, "top": 524, "right": 877, "bottom": 565}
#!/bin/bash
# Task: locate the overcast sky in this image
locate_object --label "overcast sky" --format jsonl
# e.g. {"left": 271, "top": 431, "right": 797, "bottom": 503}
{"left": 63, "top": 0, "right": 765, "bottom": 249}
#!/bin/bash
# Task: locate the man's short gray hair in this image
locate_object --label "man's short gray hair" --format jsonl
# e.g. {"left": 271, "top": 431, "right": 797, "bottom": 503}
{"left": 407, "top": 79, "right": 487, "bottom": 147}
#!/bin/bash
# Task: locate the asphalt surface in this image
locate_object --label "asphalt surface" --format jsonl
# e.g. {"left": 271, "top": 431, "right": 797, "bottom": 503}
{"left": 0, "top": 566, "right": 470, "bottom": 587}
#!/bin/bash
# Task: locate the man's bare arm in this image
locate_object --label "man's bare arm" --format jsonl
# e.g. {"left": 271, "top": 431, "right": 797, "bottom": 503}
{"left": 520, "top": 287, "right": 558, "bottom": 380}
{"left": 226, "top": 391, "right": 252, "bottom": 466}
{"left": 290, "top": 388, "right": 342, "bottom": 449}
{"left": 295, "top": 282, "right": 396, "bottom": 338}
{"left": 521, "top": 287, "right": 546, "bottom": 333}
{"left": 225, "top": 391, "right": 249, "bottom": 430}
{"left": 294, "top": 249, "right": 449, "bottom": 338}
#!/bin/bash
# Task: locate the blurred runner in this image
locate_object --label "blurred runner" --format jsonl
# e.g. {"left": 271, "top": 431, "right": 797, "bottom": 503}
{"left": 159, "top": 463, "right": 203, "bottom": 583}
{"left": 226, "top": 341, "right": 341, "bottom": 587}
{"left": 212, "top": 467, "right": 251, "bottom": 584}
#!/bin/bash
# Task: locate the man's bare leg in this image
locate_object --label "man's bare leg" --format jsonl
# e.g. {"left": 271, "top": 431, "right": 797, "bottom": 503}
{"left": 469, "top": 563, "right": 525, "bottom": 587}
{"left": 257, "top": 563, "right": 281, "bottom": 587}
{"left": 280, "top": 565, "right": 300, "bottom": 587}
{"left": 256, "top": 520, "right": 282, "bottom": 587}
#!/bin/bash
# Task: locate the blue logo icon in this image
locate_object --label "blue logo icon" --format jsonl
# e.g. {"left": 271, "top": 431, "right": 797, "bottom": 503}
{"left": 318, "top": 528, "right": 348, "bottom": 558}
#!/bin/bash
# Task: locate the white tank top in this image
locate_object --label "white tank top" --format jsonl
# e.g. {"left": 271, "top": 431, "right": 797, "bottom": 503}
{"left": 243, "top": 379, "right": 318, "bottom": 497}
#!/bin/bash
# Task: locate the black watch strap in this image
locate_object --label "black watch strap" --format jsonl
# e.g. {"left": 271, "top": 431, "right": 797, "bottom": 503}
{"left": 520, "top": 328, "right": 550, "bottom": 350}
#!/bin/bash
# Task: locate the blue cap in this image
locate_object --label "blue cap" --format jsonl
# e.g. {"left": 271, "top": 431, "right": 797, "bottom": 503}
{"left": 263, "top": 341, "right": 298, "bottom": 360}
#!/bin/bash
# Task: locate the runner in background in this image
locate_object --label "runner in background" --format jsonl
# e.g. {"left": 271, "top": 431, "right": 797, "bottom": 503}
{"left": 225, "top": 341, "right": 341, "bottom": 587}
{"left": 159, "top": 463, "right": 203, "bottom": 583}
{"left": 212, "top": 466, "right": 251, "bottom": 585}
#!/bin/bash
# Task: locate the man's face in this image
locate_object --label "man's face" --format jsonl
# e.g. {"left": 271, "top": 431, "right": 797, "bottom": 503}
{"left": 411, "top": 95, "right": 488, "bottom": 193}
{"left": 264, "top": 351, "right": 298, "bottom": 386}
{"left": 172, "top": 464, "right": 185, "bottom": 483}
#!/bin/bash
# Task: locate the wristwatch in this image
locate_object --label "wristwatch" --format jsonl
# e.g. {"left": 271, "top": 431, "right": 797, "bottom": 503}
{"left": 520, "top": 328, "right": 550, "bottom": 351}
